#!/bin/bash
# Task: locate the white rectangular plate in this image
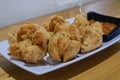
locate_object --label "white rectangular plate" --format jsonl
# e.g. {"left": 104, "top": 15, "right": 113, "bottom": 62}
{"left": 0, "top": 18, "right": 120, "bottom": 75}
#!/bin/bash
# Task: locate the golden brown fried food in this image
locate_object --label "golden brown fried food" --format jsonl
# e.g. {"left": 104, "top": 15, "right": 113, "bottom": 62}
{"left": 9, "top": 23, "right": 48, "bottom": 63}
{"left": 48, "top": 31, "right": 80, "bottom": 62}
{"left": 9, "top": 40, "right": 32, "bottom": 58}
{"left": 7, "top": 32, "right": 17, "bottom": 44}
{"left": 91, "top": 21, "right": 103, "bottom": 35}
{"left": 43, "top": 15, "right": 65, "bottom": 32}
{"left": 22, "top": 46, "right": 44, "bottom": 63}
{"left": 9, "top": 43, "right": 21, "bottom": 58}
{"left": 8, "top": 13, "right": 103, "bottom": 64}
{"left": 54, "top": 21, "right": 81, "bottom": 40}
{"left": 69, "top": 23, "right": 81, "bottom": 41}
{"left": 50, "top": 15, "right": 65, "bottom": 31}
{"left": 17, "top": 22, "right": 40, "bottom": 42}
{"left": 47, "top": 32, "right": 54, "bottom": 40}
{"left": 9, "top": 39, "right": 46, "bottom": 63}
{"left": 80, "top": 22, "right": 102, "bottom": 53}
{"left": 74, "top": 13, "right": 89, "bottom": 27}
{"left": 54, "top": 21, "right": 70, "bottom": 33}
{"left": 43, "top": 22, "right": 50, "bottom": 31}
{"left": 63, "top": 40, "right": 80, "bottom": 62}
{"left": 73, "top": 13, "right": 103, "bottom": 53}
{"left": 32, "top": 26, "right": 48, "bottom": 57}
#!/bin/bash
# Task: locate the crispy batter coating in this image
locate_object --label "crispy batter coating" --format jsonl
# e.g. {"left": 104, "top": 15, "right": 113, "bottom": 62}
{"left": 17, "top": 22, "right": 40, "bottom": 42}
{"left": 54, "top": 22, "right": 81, "bottom": 41}
{"left": 91, "top": 21, "right": 102, "bottom": 35}
{"left": 32, "top": 26, "right": 48, "bottom": 56}
{"left": 50, "top": 15, "right": 65, "bottom": 31}
{"left": 69, "top": 23, "right": 81, "bottom": 41}
{"left": 48, "top": 31, "right": 80, "bottom": 62}
{"left": 22, "top": 46, "right": 44, "bottom": 63}
{"left": 43, "top": 22, "right": 50, "bottom": 31}
{"left": 9, "top": 40, "right": 32, "bottom": 59}
{"left": 43, "top": 15, "right": 65, "bottom": 32}
{"left": 74, "top": 13, "right": 89, "bottom": 28}
{"left": 9, "top": 43, "right": 21, "bottom": 58}
{"left": 80, "top": 22, "right": 102, "bottom": 53}
{"left": 54, "top": 21, "right": 70, "bottom": 33}
{"left": 73, "top": 13, "right": 103, "bottom": 53}
{"left": 9, "top": 40, "right": 46, "bottom": 63}
{"left": 9, "top": 24, "right": 48, "bottom": 63}
{"left": 7, "top": 32, "right": 17, "bottom": 44}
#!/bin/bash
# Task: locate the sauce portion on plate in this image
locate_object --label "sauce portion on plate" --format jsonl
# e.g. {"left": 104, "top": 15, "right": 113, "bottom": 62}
{"left": 89, "top": 20, "right": 117, "bottom": 34}
{"left": 88, "top": 12, "right": 120, "bottom": 42}
{"left": 101, "top": 22, "right": 117, "bottom": 34}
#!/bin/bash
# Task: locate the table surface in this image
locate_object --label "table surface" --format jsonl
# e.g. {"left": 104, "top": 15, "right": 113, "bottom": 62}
{"left": 0, "top": 0, "right": 120, "bottom": 80}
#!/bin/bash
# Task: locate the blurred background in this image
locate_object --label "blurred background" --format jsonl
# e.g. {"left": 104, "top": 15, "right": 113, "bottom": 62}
{"left": 0, "top": 0, "right": 100, "bottom": 28}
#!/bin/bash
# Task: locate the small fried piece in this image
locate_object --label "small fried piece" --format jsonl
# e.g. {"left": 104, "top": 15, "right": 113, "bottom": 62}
{"left": 48, "top": 31, "right": 80, "bottom": 62}
{"left": 69, "top": 23, "right": 81, "bottom": 41}
{"left": 74, "top": 13, "right": 89, "bottom": 28}
{"left": 80, "top": 22, "right": 102, "bottom": 53}
{"left": 43, "top": 15, "right": 65, "bottom": 32}
{"left": 7, "top": 32, "right": 17, "bottom": 44}
{"left": 54, "top": 22, "right": 81, "bottom": 41}
{"left": 91, "top": 21, "right": 103, "bottom": 35}
{"left": 9, "top": 40, "right": 32, "bottom": 58}
{"left": 43, "top": 22, "right": 50, "bottom": 31}
{"left": 9, "top": 40, "right": 46, "bottom": 63}
{"left": 17, "top": 22, "right": 40, "bottom": 42}
{"left": 49, "top": 15, "right": 65, "bottom": 31}
{"left": 32, "top": 26, "right": 48, "bottom": 57}
{"left": 22, "top": 46, "right": 44, "bottom": 63}
{"left": 9, "top": 43, "right": 21, "bottom": 58}
{"left": 54, "top": 21, "right": 70, "bottom": 33}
